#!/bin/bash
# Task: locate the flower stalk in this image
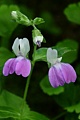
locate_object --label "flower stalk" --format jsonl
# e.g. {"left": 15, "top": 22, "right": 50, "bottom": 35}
{"left": 23, "top": 45, "right": 37, "bottom": 101}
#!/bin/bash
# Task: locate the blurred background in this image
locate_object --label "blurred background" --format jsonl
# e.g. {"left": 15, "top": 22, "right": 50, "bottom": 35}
{"left": 0, "top": 0, "right": 80, "bottom": 120}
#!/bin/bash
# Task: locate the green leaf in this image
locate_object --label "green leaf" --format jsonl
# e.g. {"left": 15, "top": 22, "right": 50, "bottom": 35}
{"left": 64, "top": 2, "right": 80, "bottom": 24}
{"left": 34, "top": 48, "right": 47, "bottom": 62}
{"left": 33, "top": 17, "right": 45, "bottom": 25}
{"left": 25, "top": 111, "right": 49, "bottom": 120}
{"left": 65, "top": 103, "right": 80, "bottom": 113}
{"left": 0, "top": 90, "right": 30, "bottom": 119}
{"left": 0, "top": 5, "right": 19, "bottom": 37}
{"left": 0, "top": 90, "right": 30, "bottom": 113}
{"left": 56, "top": 39, "right": 78, "bottom": 63}
{"left": 40, "top": 76, "right": 64, "bottom": 95}
{"left": 0, "top": 106, "right": 20, "bottom": 119}
{"left": 0, "top": 90, "right": 49, "bottom": 120}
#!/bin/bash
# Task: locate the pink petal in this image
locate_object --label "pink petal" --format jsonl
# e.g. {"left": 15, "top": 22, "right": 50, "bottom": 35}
{"left": 48, "top": 63, "right": 65, "bottom": 88}
{"left": 48, "top": 63, "right": 77, "bottom": 88}
{"left": 3, "top": 58, "right": 16, "bottom": 76}
{"left": 60, "top": 63, "right": 77, "bottom": 83}
{"left": 15, "top": 58, "right": 31, "bottom": 77}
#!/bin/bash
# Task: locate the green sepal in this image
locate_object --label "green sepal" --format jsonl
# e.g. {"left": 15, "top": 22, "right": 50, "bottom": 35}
{"left": 33, "top": 17, "right": 45, "bottom": 25}
{"left": 32, "top": 28, "right": 42, "bottom": 38}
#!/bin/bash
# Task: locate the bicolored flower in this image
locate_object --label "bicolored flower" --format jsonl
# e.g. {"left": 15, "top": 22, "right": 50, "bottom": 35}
{"left": 32, "top": 28, "right": 43, "bottom": 47}
{"left": 3, "top": 38, "right": 31, "bottom": 77}
{"left": 47, "top": 48, "right": 77, "bottom": 88}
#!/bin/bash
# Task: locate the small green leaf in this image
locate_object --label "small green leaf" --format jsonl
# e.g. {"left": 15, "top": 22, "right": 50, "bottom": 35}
{"left": 64, "top": 2, "right": 80, "bottom": 24}
{"left": 65, "top": 103, "right": 80, "bottom": 113}
{"left": 56, "top": 39, "right": 78, "bottom": 63}
{"left": 33, "top": 17, "right": 45, "bottom": 25}
{"left": 40, "top": 76, "right": 64, "bottom": 95}
{"left": 34, "top": 48, "right": 47, "bottom": 62}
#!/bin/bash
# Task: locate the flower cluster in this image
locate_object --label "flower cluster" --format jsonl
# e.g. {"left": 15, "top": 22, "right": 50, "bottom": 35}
{"left": 3, "top": 11, "right": 77, "bottom": 87}
{"left": 3, "top": 38, "right": 77, "bottom": 88}
{"left": 47, "top": 48, "right": 77, "bottom": 88}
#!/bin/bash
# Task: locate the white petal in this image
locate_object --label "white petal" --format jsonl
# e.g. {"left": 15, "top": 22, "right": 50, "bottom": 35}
{"left": 19, "top": 38, "right": 30, "bottom": 57}
{"left": 47, "top": 48, "right": 58, "bottom": 64}
{"left": 33, "top": 36, "right": 43, "bottom": 44}
{"left": 57, "top": 57, "right": 62, "bottom": 62}
{"left": 12, "top": 37, "right": 19, "bottom": 56}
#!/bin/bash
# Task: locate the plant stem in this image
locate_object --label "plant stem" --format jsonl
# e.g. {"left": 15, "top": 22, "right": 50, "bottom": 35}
{"left": 23, "top": 62, "right": 35, "bottom": 101}
{"left": 23, "top": 45, "right": 37, "bottom": 101}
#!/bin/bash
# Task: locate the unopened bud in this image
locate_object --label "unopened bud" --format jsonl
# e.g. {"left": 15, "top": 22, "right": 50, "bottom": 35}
{"left": 11, "top": 11, "right": 18, "bottom": 19}
{"left": 32, "top": 28, "right": 43, "bottom": 47}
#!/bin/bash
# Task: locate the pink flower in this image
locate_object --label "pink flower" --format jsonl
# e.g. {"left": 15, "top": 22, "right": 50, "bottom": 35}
{"left": 3, "top": 38, "right": 31, "bottom": 77}
{"left": 47, "top": 48, "right": 77, "bottom": 88}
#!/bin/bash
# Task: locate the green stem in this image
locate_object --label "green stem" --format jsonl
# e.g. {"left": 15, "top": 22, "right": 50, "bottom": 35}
{"left": 23, "top": 62, "right": 35, "bottom": 101}
{"left": 32, "top": 24, "right": 37, "bottom": 29}
{"left": 23, "top": 45, "right": 37, "bottom": 101}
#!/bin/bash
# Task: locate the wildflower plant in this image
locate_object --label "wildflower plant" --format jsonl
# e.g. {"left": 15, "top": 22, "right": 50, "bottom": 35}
{"left": 0, "top": 4, "right": 79, "bottom": 120}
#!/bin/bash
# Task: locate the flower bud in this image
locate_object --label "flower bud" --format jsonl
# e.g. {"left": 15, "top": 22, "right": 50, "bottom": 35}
{"left": 32, "top": 28, "right": 43, "bottom": 47}
{"left": 11, "top": 11, "right": 18, "bottom": 20}
{"left": 11, "top": 10, "right": 31, "bottom": 26}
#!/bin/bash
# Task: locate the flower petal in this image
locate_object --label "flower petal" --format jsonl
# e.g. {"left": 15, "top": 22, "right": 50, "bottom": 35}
{"left": 47, "top": 48, "right": 58, "bottom": 65}
{"left": 33, "top": 36, "right": 43, "bottom": 44}
{"left": 19, "top": 38, "right": 30, "bottom": 57}
{"left": 12, "top": 37, "right": 19, "bottom": 56}
{"left": 15, "top": 58, "right": 31, "bottom": 77}
{"left": 48, "top": 63, "right": 77, "bottom": 88}
{"left": 48, "top": 64, "right": 65, "bottom": 88}
{"left": 3, "top": 58, "right": 16, "bottom": 76}
{"left": 60, "top": 63, "right": 77, "bottom": 83}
